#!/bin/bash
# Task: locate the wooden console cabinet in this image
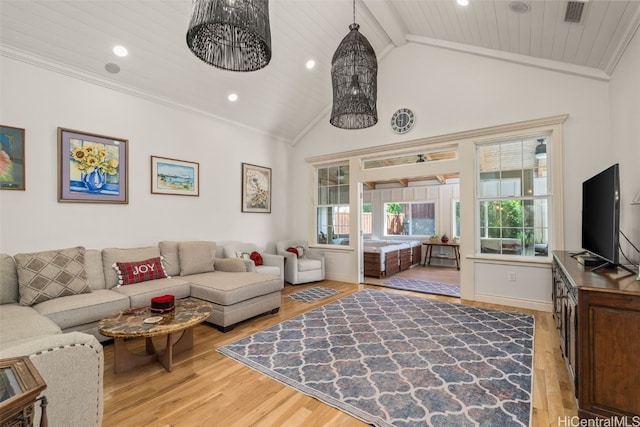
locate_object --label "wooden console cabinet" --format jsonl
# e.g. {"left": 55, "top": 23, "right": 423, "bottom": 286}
{"left": 552, "top": 251, "right": 640, "bottom": 419}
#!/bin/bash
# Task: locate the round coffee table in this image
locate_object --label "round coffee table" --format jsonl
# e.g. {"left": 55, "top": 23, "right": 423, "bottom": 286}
{"left": 99, "top": 297, "right": 213, "bottom": 373}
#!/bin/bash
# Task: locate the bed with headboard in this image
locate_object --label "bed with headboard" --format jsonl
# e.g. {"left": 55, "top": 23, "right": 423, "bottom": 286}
{"left": 363, "top": 239, "right": 422, "bottom": 278}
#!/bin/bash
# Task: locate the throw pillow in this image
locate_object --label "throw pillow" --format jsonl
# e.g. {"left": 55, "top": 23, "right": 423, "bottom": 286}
{"left": 250, "top": 251, "right": 263, "bottom": 266}
{"left": 15, "top": 246, "right": 92, "bottom": 306}
{"left": 214, "top": 258, "right": 247, "bottom": 272}
{"left": 178, "top": 241, "right": 216, "bottom": 276}
{"left": 113, "top": 256, "right": 169, "bottom": 286}
{"left": 296, "top": 246, "right": 305, "bottom": 258}
{"left": 286, "top": 247, "right": 299, "bottom": 257}
{"left": 235, "top": 251, "right": 251, "bottom": 261}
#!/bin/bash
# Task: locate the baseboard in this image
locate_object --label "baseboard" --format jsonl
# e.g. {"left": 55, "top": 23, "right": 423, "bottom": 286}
{"left": 473, "top": 293, "right": 553, "bottom": 312}
{"left": 324, "top": 273, "right": 355, "bottom": 283}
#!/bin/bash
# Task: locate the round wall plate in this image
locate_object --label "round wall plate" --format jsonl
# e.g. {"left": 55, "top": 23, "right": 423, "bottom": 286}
{"left": 391, "top": 108, "right": 415, "bottom": 134}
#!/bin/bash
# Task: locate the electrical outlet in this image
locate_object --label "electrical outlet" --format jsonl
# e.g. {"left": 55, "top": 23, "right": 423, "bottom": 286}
{"left": 508, "top": 272, "right": 517, "bottom": 282}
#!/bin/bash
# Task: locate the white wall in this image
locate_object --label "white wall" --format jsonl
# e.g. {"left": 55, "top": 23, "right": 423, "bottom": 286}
{"left": 610, "top": 29, "right": 640, "bottom": 266}
{"left": 293, "top": 42, "right": 612, "bottom": 310}
{"left": 0, "top": 57, "right": 290, "bottom": 255}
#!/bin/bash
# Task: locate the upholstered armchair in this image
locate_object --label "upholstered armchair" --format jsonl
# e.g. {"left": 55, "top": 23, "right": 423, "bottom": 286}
{"left": 222, "top": 242, "right": 284, "bottom": 286}
{"left": 275, "top": 240, "right": 325, "bottom": 285}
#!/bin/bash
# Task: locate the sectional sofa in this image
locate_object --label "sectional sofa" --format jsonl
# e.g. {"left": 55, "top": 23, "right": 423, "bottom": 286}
{"left": 0, "top": 240, "right": 283, "bottom": 427}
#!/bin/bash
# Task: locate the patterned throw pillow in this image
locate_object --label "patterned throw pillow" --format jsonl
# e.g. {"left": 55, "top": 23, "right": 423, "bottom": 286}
{"left": 15, "top": 246, "right": 92, "bottom": 306}
{"left": 235, "top": 251, "right": 251, "bottom": 261}
{"left": 296, "top": 246, "right": 305, "bottom": 258}
{"left": 113, "top": 256, "right": 169, "bottom": 286}
{"left": 250, "top": 251, "right": 263, "bottom": 266}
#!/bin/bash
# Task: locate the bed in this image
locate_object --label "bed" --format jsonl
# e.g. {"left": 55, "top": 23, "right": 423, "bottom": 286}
{"left": 363, "top": 239, "right": 422, "bottom": 278}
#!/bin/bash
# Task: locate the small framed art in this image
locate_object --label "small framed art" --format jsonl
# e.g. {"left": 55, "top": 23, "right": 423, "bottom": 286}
{"left": 58, "top": 127, "right": 128, "bottom": 203}
{"left": 241, "top": 163, "right": 271, "bottom": 213}
{"left": 151, "top": 156, "right": 199, "bottom": 196}
{"left": 0, "top": 125, "right": 25, "bottom": 190}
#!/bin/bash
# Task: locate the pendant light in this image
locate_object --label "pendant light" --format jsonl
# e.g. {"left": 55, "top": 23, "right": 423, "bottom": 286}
{"left": 535, "top": 138, "right": 547, "bottom": 159}
{"left": 186, "top": 0, "right": 271, "bottom": 72}
{"left": 330, "top": 0, "right": 378, "bottom": 129}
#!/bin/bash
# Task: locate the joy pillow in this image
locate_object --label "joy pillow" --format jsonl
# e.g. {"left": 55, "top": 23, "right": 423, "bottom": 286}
{"left": 113, "top": 256, "right": 169, "bottom": 286}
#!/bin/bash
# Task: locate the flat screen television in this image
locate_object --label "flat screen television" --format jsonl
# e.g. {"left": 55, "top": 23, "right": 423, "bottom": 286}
{"left": 580, "top": 163, "right": 630, "bottom": 273}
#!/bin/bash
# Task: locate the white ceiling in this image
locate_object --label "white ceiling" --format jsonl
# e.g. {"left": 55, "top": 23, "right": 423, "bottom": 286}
{"left": 1, "top": 0, "right": 639, "bottom": 145}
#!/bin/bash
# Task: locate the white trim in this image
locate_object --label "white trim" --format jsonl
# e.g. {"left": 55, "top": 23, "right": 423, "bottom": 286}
{"left": 474, "top": 293, "right": 553, "bottom": 313}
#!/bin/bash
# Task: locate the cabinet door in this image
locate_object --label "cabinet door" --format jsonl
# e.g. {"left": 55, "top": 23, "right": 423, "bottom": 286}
{"left": 578, "top": 290, "right": 640, "bottom": 417}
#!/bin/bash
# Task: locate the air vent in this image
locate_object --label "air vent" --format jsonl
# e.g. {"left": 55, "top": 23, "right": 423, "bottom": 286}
{"left": 565, "top": 1, "right": 587, "bottom": 23}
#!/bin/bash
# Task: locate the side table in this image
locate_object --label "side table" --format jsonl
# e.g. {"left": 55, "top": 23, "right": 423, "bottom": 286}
{"left": 0, "top": 357, "right": 47, "bottom": 427}
{"left": 422, "top": 242, "right": 461, "bottom": 270}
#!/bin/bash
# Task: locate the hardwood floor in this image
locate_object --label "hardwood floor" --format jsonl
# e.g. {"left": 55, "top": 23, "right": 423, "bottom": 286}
{"left": 102, "top": 278, "right": 577, "bottom": 427}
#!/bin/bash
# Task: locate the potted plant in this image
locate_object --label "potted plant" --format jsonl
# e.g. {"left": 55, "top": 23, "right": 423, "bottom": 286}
{"left": 441, "top": 233, "right": 449, "bottom": 243}
{"left": 429, "top": 233, "right": 439, "bottom": 243}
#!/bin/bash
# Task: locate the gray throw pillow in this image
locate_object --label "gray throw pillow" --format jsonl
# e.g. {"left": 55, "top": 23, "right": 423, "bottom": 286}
{"left": 15, "top": 246, "right": 92, "bottom": 306}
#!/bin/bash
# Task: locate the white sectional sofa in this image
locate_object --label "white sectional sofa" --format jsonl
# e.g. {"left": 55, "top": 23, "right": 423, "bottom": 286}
{"left": 0, "top": 240, "right": 283, "bottom": 427}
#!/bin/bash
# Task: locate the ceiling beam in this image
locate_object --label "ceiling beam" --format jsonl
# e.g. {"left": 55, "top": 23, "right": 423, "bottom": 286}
{"left": 362, "top": 0, "right": 407, "bottom": 47}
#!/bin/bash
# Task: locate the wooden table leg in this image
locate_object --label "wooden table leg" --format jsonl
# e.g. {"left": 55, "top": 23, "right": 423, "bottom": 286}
{"left": 113, "top": 337, "right": 157, "bottom": 374}
{"left": 156, "top": 327, "right": 194, "bottom": 372}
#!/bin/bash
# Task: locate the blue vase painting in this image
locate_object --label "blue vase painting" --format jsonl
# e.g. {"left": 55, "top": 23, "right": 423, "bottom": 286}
{"left": 82, "top": 168, "right": 106, "bottom": 192}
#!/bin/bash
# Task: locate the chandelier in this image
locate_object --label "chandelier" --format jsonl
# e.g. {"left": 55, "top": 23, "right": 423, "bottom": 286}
{"left": 330, "top": 0, "right": 378, "bottom": 129}
{"left": 186, "top": 0, "right": 272, "bottom": 72}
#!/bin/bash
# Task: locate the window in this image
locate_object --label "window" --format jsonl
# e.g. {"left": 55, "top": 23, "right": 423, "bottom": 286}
{"left": 316, "top": 164, "right": 349, "bottom": 245}
{"left": 452, "top": 200, "right": 460, "bottom": 238}
{"left": 476, "top": 137, "right": 549, "bottom": 257}
{"left": 384, "top": 202, "right": 436, "bottom": 237}
{"left": 362, "top": 203, "right": 372, "bottom": 235}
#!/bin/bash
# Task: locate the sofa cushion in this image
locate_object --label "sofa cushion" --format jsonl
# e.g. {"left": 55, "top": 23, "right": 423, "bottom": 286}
{"left": 113, "top": 256, "right": 169, "bottom": 286}
{"left": 297, "top": 258, "right": 322, "bottom": 272}
{"left": 0, "top": 253, "right": 18, "bottom": 304}
{"left": 0, "top": 304, "right": 62, "bottom": 348}
{"left": 15, "top": 246, "right": 92, "bottom": 306}
{"left": 178, "top": 241, "right": 216, "bottom": 276}
{"left": 102, "top": 247, "right": 161, "bottom": 289}
{"left": 85, "top": 249, "right": 106, "bottom": 290}
{"left": 33, "top": 289, "right": 130, "bottom": 330}
{"left": 158, "top": 241, "right": 181, "bottom": 277}
{"left": 112, "top": 277, "right": 192, "bottom": 308}
{"left": 188, "top": 271, "right": 282, "bottom": 306}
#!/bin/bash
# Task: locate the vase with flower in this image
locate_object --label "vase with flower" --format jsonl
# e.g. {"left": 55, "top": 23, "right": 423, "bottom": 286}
{"left": 71, "top": 143, "right": 118, "bottom": 193}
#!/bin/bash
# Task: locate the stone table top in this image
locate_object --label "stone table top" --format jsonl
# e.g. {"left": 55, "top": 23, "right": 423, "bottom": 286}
{"left": 98, "top": 297, "right": 213, "bottom": 339}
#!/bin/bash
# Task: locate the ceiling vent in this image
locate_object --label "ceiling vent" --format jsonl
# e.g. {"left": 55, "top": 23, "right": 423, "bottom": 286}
{"left": 565, "top": 1, "right": 587, "bottom": 23}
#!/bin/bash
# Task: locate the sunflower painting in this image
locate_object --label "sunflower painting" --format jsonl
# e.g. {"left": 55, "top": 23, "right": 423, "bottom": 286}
{"left": 58, "top": 128, "right": 128, "bottom": 203}
{"left": 241, "top": 163, "right": 271, "bottom": 213}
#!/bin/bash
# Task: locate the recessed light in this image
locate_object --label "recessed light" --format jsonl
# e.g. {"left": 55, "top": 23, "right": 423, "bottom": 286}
{"left": 228, "top": 93, "right": 238, "bottom": 102}
{"left": 457, "top": 0, "right": 469, "bottom": 6}
{"left": 113, "top": 45, "right": 128, "bottom": 57}
{"left": 306, "top": 59, "right": 316, "bottom": 70}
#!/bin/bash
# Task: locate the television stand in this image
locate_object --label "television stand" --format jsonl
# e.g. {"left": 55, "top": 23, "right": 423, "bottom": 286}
{"left": 591, "top": 261, "right": 636, "bottom": 275}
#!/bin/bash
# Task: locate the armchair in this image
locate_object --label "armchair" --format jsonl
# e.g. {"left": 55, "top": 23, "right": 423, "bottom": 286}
{"left": 222, "top": 242, "right": 284, "bottom": 286}
{"left": 275, "top": 240, "right": 325, "bottom": 285}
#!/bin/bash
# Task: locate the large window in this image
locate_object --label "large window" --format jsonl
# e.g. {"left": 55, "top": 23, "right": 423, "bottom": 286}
{"left": 476, "top": 137, "right": 549, "bottom": 257}
{"left": 384, "top": 202, "right": 436, "bottom": 237}
{"left": 316, "top": 164, "right": 349, "bottom": 245}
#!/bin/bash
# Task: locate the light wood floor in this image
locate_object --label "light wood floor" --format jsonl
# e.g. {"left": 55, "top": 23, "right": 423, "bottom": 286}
{"left": 102, "top": 274, "right": 577, "bottom": 427}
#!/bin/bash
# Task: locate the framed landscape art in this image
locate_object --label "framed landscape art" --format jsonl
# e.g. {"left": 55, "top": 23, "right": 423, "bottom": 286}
{"left": 0, "top": 125, "right": 25, "bottom": 190}
{"left": 241, "top": 163, "right": 271, "bottom": 213}
{"left": 151, "top": 156, "right": 199, "bottom": 196}
{"left": 58, "top": 127, "right": 128, "bottom": 203}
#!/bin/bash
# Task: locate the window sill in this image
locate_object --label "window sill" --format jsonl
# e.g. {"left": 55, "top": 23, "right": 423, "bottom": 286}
{"left": 467, "top": 253, "right": 552, "bottom": 266}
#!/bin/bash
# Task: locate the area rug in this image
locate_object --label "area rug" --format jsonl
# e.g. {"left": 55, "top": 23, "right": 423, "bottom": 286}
{"left": 286, "top": 286, "right": 342, "bottom": 303}
{"left": 379, "top": 277, "right": 461, "bottom": 298}
{"left": 219, "top": 289, "right": 534, "bottom": 426}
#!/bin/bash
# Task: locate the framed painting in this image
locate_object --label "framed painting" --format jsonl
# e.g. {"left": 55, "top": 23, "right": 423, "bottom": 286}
{"left": 150, "top": 156, "right": 199, "bottom": 196}
{"left": 58, "top": 127, "right": 128, "bottom": 203}
{"left": 241, "top": 163, "right": 271, "bottom": 213}
{"left": 0, "top": 125, "right": 25, "bottom": 190}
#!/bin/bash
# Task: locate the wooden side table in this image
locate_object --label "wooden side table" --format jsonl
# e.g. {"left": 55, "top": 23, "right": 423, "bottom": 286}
{"left": 422, "top": 242, "right": 461, "bottom": 270}
{"left": 0, "top": 357, "right": 47, "bottom": 427}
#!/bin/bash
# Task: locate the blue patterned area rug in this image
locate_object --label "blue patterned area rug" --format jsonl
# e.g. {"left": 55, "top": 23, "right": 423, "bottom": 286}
{"left": 380, "top": 277, "right": 461, "bottom": 298}
{"left": 286, "top": 286, "right": 343, "bottom": 303}
{"left": 219, "top": 289, "right": 534, "bottom": 426}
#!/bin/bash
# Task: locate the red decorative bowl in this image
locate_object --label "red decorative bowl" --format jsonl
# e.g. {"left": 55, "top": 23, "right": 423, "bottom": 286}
{"left": 150, "top": 294, "right": 175, "bottom": 313}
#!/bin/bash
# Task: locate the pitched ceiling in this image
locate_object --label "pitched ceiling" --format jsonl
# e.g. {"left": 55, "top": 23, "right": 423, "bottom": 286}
{"left": 1, "top": 0, "right": 639, "bottom": 146}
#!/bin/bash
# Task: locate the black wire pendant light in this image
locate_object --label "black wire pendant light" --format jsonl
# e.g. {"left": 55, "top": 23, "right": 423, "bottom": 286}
{"left": 330, "top": 0, "right": 378, "bottom": 129}
{"left": 186, "top": 0, "right": 271, "bottom": 72}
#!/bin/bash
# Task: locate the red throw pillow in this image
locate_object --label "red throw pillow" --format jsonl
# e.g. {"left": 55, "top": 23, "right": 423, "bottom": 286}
{"left": 113, "top": 257, "right": 169, "bottom": 286}
{"left": 286, "top": 247, "right": 299, "bottom": 257}
{"left": 250, "top": 251, "right": 263, "bottom": 266}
